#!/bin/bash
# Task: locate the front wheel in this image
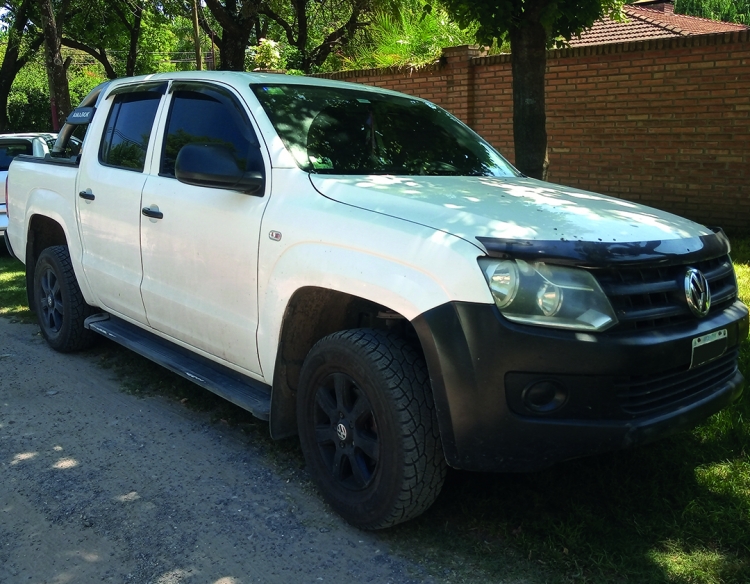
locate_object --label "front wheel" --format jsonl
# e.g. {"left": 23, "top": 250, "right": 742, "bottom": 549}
{"left": 297, "top": 329, "right": 447, "bottom": 529}
{"left": 33, "top": 245, "right": 95, "bottom": 352}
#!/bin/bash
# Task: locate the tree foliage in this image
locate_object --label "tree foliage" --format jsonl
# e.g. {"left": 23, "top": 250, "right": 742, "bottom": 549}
{"left": 438, "top": 0, "right": 624, "bottom": 179}
{"left": 164, "top": 0, "right": 393, "bottom": 72}
{"left": 7, "top": 53, "right": 103, "bottom": 131}
{"left": 62, "top": 1, "right": 178, "bottom": 78}
{"left": 4, "top": 0, "right": 637, "bottom": 144}
{"left": 261, "top": 0, "right": 384, "bottom": 72}
{"left": 674, "top": 0, "right": 750, "bottom": 25}
{"left": 6, "top": 52, "right": 49, "bottom": 130}
{"left": 343, "top": 0, "right": 479, "bottom": 69}
{"left": 439, "top": 0, "right": 623, "bottom": 46}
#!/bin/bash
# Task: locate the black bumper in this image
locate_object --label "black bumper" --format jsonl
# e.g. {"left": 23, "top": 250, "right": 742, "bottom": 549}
{"left": 412, "top": 300, "right": 748, "bottom": 472}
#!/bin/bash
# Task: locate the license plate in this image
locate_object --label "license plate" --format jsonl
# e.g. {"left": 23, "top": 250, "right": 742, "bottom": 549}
{"left": 690, "top": 329, "right": 728, "bottom": 369}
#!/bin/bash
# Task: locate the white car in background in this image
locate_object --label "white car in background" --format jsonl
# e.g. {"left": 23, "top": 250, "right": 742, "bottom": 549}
{"left": 1, "top": 133, "right": 59, "bottom": 236}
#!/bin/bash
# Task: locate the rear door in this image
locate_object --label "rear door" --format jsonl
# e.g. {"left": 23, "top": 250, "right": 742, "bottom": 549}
{"left": 76, "top": 83, "right": 166, "bottom": 324}
{"left": 139, "top": 82, "right": 270, "bottom": 375}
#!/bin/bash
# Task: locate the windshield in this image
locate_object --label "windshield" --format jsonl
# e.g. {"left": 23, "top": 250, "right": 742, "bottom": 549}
{"left": 251, "top": 83, "right": 518, "bottom": 177}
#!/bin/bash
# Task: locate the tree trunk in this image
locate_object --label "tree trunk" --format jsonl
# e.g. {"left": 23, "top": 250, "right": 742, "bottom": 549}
{"left": 220, "top": 31, "right": 250, "bottom": 70}
{"left": 509, "top": 21, "right": 549, "bottom": 180}
{"left": 0, "top": 0, "right": 41, "bottom": 131}
{"left": 0, "top": 11, "right": 25, "bottom": 131}
{"left": 0, "top": 77, "right": 15, "bottom": 132}
{"left": 293, "top": 0, "right": 308, "bottom": 64}
{"left": 37, "top": 0, "right": 72, "bottom": 130}
{"left": 126, "top": 4, "right": 143, "bottom": 77}
{"left": 192, "top": 0, "right": 203, "bottom": 70}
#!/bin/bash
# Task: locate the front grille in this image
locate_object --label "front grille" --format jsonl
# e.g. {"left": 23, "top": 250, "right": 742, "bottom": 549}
{"left": 595, "top": 255, "right": 737, "bottom": 332}
{"left": 615, "top": 349, "right": 738, "bottom": 416}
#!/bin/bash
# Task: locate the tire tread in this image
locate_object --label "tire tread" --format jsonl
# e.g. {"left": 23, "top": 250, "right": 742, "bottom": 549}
{"left": 35, "top": 245, "right": 95, "bottom": 352}
{"left": 306, "top": 328, "right": 447, "bottom": 529}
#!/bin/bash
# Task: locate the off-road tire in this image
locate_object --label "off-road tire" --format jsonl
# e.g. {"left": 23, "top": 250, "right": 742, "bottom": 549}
{"left": 297, "top": 328, "right": 447, "bottom": 529}
{"left": 33, "top": 245, "right": 95, "bottom": 352}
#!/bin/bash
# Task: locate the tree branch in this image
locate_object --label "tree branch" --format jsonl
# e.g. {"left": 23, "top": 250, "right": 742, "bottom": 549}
{"left": 61, "top": 37, "right": 118, "bottom": 79}
{"left": 197, "top": 9, "right": 223, "bottom": 51}
{"left": 259, "top": 5, "right": 296, "bottom": 46}
{"left": 16, "top": 34, "right": 45, "bottom": 73}
{"left": 309, "top": 2, "right": 365, "bottom": 68}
{"left": 110, "top": 1, "right": 135, "bottom": 32}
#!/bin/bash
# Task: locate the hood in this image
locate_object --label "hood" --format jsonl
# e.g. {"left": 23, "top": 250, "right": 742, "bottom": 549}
{"left": 309, "top": 175, "right": 712, "bottom": 248}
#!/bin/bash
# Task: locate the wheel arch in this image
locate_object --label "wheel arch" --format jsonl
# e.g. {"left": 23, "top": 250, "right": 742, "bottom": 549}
{"left": 25, "top": 214, "right": 69, "bottom": 311}
{"left": 268, "top": 286, "right": 424, "bottom": 440}
{"left": 260, "top": 239, "right": 486, "bottom": 442}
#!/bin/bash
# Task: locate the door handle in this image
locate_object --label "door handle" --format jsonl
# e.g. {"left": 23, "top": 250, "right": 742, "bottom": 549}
{"left": 78, "top": 190, "right": 95, "bottom": 201}
{"left": 141, "top": 207, "right": 164, "bottom": 220}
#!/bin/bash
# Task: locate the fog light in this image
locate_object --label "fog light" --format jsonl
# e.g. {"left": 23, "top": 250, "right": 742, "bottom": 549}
{"left": 522, "top": 380, "right": 568, "bottom": 414}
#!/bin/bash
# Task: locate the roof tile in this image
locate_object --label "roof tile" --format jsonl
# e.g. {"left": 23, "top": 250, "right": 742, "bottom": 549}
{"left": 568, "top": 2, "right": 748, "bottom": 47}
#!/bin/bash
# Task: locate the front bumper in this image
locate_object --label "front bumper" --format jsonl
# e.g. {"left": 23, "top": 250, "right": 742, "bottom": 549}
{"left": 412, "top": 300, "right": 748, "bottom": 472}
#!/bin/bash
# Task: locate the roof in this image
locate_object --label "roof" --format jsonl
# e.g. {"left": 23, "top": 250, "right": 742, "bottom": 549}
{"left": 103, "top": 70, "right": 412, "bottom": 99}
{"left": 568, "top": 1, "right": 748, "bottom": 47}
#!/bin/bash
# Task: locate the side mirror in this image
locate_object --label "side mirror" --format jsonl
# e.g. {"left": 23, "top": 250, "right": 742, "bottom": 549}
{"left": 175, "top": 143, "right": 265, "bottom": 195}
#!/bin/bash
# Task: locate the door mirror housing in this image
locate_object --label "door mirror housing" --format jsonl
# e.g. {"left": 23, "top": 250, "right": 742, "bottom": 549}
{"left": 175, "top": 143, "right": 265, "bottom": 195}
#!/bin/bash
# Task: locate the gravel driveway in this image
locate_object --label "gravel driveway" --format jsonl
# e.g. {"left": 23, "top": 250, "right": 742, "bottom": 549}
{"left": 0, "top": 317, "right": 549, "bottom": 584}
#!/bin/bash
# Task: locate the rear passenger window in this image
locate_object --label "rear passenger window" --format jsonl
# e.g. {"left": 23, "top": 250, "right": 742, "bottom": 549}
{"left": 99, "top": 93, "right": 161, "bottom": 171}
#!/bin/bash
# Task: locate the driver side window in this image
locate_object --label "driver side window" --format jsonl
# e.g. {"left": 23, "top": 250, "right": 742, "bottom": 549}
{"left": 160, "top": 87, "right": 261, "bottom": 179}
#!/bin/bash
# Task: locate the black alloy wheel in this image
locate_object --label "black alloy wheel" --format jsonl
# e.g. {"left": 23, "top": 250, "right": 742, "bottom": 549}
{"left": 298, "top": 328, "right": 447, "bottom": 530}
{"left": 33, "top": 246, "right": 95, "bottom": 352}
{"left": 312, "top": 371, "right": 380, "bottom": 491}
{"left": 38, "top": 262, "right": 64, "bottom": 334}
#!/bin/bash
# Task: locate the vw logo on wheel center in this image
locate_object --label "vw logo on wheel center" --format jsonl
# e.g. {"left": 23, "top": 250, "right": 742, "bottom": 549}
{"left": 685, "top": 268, "right": 711, "bottom": 317}
{"left": 336, "top": 423, "right": 348, "bottom": 441}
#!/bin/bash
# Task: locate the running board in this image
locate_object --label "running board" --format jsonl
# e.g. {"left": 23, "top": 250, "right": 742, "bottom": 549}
{"left": 85, "top": 314, "right": 271, "bottom": 420}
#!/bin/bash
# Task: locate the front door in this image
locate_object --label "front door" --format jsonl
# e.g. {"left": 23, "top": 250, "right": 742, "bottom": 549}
{"left": 139, "top": 82, "right": 269, "bottom": 375}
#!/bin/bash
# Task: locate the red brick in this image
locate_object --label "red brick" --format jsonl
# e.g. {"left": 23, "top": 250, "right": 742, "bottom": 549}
{"left": 332, "top": 37, "right": 750, "bottom": 228}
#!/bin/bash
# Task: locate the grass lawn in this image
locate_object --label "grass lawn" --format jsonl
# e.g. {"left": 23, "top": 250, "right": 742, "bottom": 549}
{"left": 0, "top": 250, "right": 33, "bottom": 322}
{"left": 2, "top": 240, "right": 749, "bottom": 583}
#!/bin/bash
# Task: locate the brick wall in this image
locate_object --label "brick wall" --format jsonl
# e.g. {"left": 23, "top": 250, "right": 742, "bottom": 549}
{"left": 319, "top": 31, "right": 750, "bottom": 232}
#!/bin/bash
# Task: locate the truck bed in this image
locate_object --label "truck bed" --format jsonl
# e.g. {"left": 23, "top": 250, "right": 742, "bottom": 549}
{"left": 6, "top": 155, "right": 81, "bottom": 263}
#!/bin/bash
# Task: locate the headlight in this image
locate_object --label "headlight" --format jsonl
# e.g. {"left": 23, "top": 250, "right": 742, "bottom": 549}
{"left": 479, "top": 258, "right": 618, "bottom": 331}
{"left": 486, "top": 260, "right": 519, "bottom": 308}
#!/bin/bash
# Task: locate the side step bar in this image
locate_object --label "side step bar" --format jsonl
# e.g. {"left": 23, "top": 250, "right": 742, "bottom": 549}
{"left": 85, "top": 314, "right": 271, "bottom": 420}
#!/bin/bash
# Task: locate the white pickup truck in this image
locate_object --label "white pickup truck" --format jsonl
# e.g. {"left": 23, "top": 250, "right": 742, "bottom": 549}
{"left": 5, "top": 72, "right": 748, "bottom": 529}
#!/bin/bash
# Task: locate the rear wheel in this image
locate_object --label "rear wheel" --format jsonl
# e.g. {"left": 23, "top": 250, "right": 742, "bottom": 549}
{"left": 33, "top": 245, "right": 95, "bottom": 352}
{"left": 297, "top": 328, "right": 446, "bottom": 529}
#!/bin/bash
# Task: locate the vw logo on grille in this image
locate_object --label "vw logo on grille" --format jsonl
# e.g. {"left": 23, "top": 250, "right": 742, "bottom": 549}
{"left": 336, "top": 423, "right": 348, "bottom": 441}
{"left": 685, "top": 268, "right": 711, "bottom": 318}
